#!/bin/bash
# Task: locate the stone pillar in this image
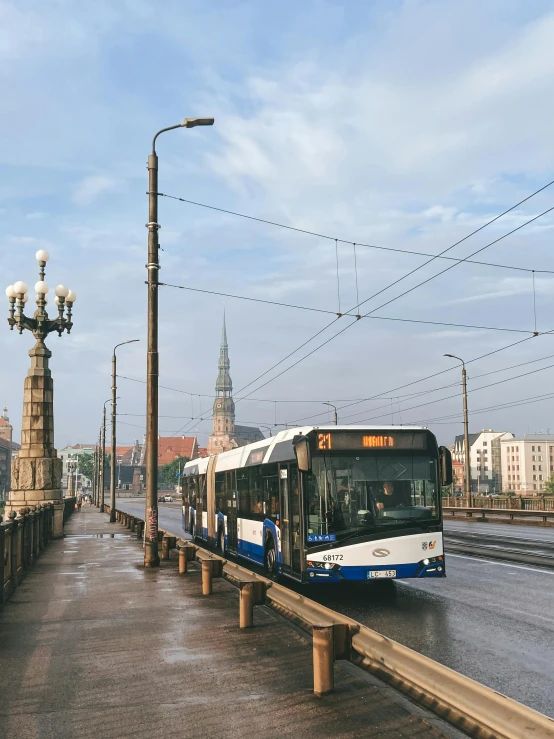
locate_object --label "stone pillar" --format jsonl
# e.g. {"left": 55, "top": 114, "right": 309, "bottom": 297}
{"left": 4, "top": 340, "right": 64, "bottom": 537}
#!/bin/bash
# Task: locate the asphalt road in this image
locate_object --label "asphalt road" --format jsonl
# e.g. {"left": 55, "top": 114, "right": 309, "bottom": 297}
{"left": 117, "top": 498, "right": 554, "bottom": 718}
{"left": 444, "top": 518, "right": 554, "bottom": 542}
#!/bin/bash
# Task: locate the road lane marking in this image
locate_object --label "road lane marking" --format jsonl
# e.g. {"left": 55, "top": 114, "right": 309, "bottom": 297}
{"left": 448, "top": 553, "right": 554, "bottom": 575}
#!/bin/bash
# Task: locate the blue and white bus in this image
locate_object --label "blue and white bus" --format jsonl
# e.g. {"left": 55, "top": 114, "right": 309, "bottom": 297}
{"left": 181, "top": 426, "right": 452, "bottom": 584}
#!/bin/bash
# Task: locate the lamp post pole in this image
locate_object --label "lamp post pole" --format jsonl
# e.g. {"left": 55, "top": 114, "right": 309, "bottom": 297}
{"left": 111, "top": 340, "right": 139, "bottom": 522}
{"left": 100, "top": 399, "right": 110, "bottom": 512}
{"left": 145, "top": 116, "right": 214, "bottom": 568}
{"left": 95, "top": 428, "right": 101, "bottom": 507}
{"left": 444, "top": 354, "right": 471, "bottom": 507}
{"left": 323, "top": 402, "right": 338, "bottom": 425}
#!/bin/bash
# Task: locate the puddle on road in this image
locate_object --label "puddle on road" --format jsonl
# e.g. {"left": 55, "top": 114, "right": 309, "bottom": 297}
{"left": 162, "top": 647, "right": 207, "bottom": 664}
{"left": 64, "top": 534, "right": 131, "bottom": 539}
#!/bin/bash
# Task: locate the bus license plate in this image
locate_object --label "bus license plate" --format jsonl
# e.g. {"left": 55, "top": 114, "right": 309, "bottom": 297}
{"left": 368, "top": 570, "right": 396, "bottom": 579}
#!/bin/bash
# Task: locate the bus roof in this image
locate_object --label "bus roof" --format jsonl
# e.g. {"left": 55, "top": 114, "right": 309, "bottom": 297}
{"left": 182, "top": 425, "right": 430, "bottom": 475}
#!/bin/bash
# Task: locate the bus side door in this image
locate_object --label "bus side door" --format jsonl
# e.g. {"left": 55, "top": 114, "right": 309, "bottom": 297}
{"left": 226, "top": 470, "right": 238, "bottom": 552}
{"left": 279, "top": 463, "right": 302, "bottom": 578}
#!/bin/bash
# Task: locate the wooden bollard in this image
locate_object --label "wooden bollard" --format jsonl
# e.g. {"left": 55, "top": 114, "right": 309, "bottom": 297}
{"left": 136, "top": 521, "right": 144, "bottom": 539}
{"left": 127, "top": 516, "right": 133, "bottom": 530}
{"left": 130, "top": 517, "right": 136, "bottom": 533}
{"left": 313, "top": 626, "right": 334, "bottom": 696}
{"left": 201, "top": 560, "right": 213, "bottom": 595}
{"left": 161, "top": 536, "right": 170, "bottom": 560}
{"left": 166, "top": 535, "right": 176, "bottom": 550}
{"left": 239, "top": 582, "right": 254, "bottom": 629}
{"left": 178, "top": 547, "right": 188, "bottom": 574}
{"left": 157, "top": 530, "right": 164, "bottom": 543}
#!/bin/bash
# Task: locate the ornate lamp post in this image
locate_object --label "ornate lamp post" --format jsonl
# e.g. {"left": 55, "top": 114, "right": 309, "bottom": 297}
{"left": 4, "top": 250, "right": 77, "bottom": 537}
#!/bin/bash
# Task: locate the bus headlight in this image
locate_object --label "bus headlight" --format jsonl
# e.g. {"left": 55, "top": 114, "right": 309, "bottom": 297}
{"left": 423, "top": 558, "right": 430, "bottom": 566}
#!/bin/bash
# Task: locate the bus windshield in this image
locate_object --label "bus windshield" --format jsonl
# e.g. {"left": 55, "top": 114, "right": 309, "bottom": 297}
{"left": 305, "top": 453, "right": 439, "bottom": 540}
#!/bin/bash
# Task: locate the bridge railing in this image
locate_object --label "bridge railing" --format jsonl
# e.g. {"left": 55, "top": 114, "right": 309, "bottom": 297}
{"left": 445, "top": 495, "right": 554, "bottom": 510}
{"left": 0, "top": 499, "right": 76, "bottom": 605}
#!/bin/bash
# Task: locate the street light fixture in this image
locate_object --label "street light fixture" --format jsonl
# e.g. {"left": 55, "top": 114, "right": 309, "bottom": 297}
{"left": 444, "top": 354, "right": 471, "bottom": 507}
{"left": 110, "top": 340, "right": 139, "bottom": 522}
{"left": 323, "top": 402, "right": 338, "bottom": 425}
{"left": 145, "top": 116, "right": 214, "bottom": 568}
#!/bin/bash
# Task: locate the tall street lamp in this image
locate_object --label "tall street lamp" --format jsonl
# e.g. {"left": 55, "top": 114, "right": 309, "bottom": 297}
{"left": 100, "top": 398, "right": 112, "bottom": 512}
{"left": 111, "top": 340, "right": 139, "bottom": 522}
{"left": 323, "top": 402, "right": 338, "bottom": 425}
{"left": 444, "top": 354, "right": 471, "bottom": 507}
{"left": 4, "top": 250, "right": 76, "bottom": 536}
{"left": 145, "top": 116, "right": 214, "bottom": 568}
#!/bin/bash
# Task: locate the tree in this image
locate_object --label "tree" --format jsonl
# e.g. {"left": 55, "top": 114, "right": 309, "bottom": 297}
{"left": 74, "top": 453, "right": 110, "bottom": 484}
{"left": 544, "top": 475, "right": 554, "bottom": 494}
{"left": 159, "top": 456, "right": 189, "bottom": 486}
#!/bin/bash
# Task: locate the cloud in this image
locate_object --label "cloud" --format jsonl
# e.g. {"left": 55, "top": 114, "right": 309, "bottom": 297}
{"left": 25, "top": 211, "right": 47, "bottom": 220}
{"left": 72, "top": 175, "right": 118, "bottom": 206}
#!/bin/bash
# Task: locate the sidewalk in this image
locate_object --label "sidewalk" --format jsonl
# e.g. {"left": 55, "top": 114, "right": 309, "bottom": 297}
{"left": 0, "top": 506, "right": 461, "bottom": 739}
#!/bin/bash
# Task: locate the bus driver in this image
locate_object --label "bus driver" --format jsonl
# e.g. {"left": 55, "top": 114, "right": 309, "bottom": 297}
{"left": 376, "top": 481, "right": 403, "bottom": 512}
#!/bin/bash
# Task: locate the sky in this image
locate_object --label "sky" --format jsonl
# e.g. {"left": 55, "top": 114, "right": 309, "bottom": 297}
{"left": 2, "top": 0, "right": 554, "bottom": 450}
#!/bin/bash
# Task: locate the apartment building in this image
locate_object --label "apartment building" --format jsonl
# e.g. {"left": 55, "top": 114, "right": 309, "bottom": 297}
{"left": 500, "top": 435, "right": 554, "bottom": 493}
{"left": 453, "top": 429, "right": 514, "bottom": 493}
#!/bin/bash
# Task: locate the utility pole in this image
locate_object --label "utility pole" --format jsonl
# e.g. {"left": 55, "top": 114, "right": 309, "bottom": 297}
{"left": 111, "top": 341, "right": 138, "bottom": 523}
{"left": 100, "top": 399, "right": 110, "bottom": 512}
{"left": 323, "top": 402, "right": 338, "bottom": 425}
{"left": 145, "top": 116, "right": 214, "bottom": 568}
{"left": 445, "top": 354, "right": 471, "bottom": 507}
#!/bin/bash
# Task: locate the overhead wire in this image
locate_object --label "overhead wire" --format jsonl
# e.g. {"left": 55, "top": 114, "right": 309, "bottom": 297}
{"left": 157, "top": 190, "right": 554, "bottom": 274}
{"left": 160, "top": 281, "right": 534, "bottom": 335}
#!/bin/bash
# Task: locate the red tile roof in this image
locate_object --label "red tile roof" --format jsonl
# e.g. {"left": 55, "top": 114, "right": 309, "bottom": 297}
{"left": 0, "top": 418, "right": 10, "bottom": 426}
{"left": 157, "top": 436, "right": 197, "bottom": 466}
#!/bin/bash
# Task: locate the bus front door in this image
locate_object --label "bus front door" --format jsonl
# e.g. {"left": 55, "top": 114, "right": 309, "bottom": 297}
{"left": 279, "top": 464, "right": 302, "bottom": 579}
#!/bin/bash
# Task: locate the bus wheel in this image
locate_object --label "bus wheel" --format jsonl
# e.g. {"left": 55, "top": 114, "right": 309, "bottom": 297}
{"left": 218, "top": 527, "right": 225, "bottom": 553}
{"left": 264, "top": 537, "right": 277, "bottom": 575}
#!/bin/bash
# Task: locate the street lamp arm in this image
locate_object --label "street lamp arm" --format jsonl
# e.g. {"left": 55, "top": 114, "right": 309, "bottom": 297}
{"left": 444, "top": 353, "right": 465, "bottom": 368}
{"left": 114, "top": 339, "right": 140, "bottom": 356}
{"left": 152, "top": 124, "right": 184, "bottom": 155}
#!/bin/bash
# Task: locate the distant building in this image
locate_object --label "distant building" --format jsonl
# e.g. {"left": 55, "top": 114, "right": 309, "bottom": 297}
{"left": 0, "top": 408, "right": 13, "bottom": 496}
{"left": 501, "top": 435, "right": 554, "bottom": 493}
{"left": 58, "top": 444, "right": 96, "bottom": 490}
{"left": 206, "top": 314, "right": 264, "bottom": 455}
{"left": 453, "top": 429, "right": 514, "bottom": 493}
{"left": 157, "top": 436, "right": 198, "bottom": 466}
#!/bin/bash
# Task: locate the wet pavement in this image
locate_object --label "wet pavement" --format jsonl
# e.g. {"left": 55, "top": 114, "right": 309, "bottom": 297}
{"left": 116, "top": 499, "right": 554, "bottom": 718}
{"left": 0, "top": 506, "right": 462, "bottom": 739}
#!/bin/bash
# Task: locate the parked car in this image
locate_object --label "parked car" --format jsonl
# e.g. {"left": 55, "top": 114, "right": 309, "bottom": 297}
{"left": 158, "top": 495, "right": 165, "bottom": 502}
{"left": 164, "top": 494, "right": 173, "bottom": 502}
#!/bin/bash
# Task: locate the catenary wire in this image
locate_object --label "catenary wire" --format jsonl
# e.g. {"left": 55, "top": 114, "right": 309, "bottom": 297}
{"left": 156, "top": 190, "right": 554, "bottom": 274}
{"left": 232, "top": 194, "right": 554, "bottom": 400}
{"left": 159, "top": 281, "right": 534, "bottom": 334}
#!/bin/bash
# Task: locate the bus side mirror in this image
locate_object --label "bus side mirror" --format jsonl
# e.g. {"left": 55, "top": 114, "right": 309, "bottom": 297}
{"left": 439, "top": 446, "right": 453, "bottom": 486}
{"left": 293, "top": 435, "right": 312, "bottom": 473}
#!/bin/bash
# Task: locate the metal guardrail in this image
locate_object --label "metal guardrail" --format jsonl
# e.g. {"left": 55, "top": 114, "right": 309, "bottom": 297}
{"left": 0, "top": 498, "right": 76, "bottom": 605}
{"left": 445, "top": 496, "right": 554, "bottom": 511}
{"left": 109, "top": 504, "right": 554, "bottom": 739}
{"left": 444, "top": 506, "right": 554, "bottom": 524}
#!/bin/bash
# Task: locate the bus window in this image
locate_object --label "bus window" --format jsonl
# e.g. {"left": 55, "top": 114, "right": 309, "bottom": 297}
{"left": 261, "top": 463, "right": 279, "bottom": 520}
{"left": 237, "top": 469, "right": 249, "bottom": 516}
{"left": 249, "top": 466, "right": 263, "bottom": 519}
{"left": 215, "top": 472, "right": 225, "bottom": 514}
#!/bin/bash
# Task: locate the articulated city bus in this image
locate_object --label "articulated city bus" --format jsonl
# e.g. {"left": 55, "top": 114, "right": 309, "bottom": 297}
{"left": 181, "top": 426, "right": 452, "bottom": 584}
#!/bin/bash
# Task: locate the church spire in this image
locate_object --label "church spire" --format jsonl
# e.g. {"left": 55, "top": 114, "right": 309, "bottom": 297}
{"left": 216, "top": 311, "right": 232, "bottom": 395}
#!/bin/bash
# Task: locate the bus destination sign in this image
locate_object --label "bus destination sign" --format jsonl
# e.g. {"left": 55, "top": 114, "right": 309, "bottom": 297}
{"left": 315, "top": 431, "right": 426, "bottom": 451}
